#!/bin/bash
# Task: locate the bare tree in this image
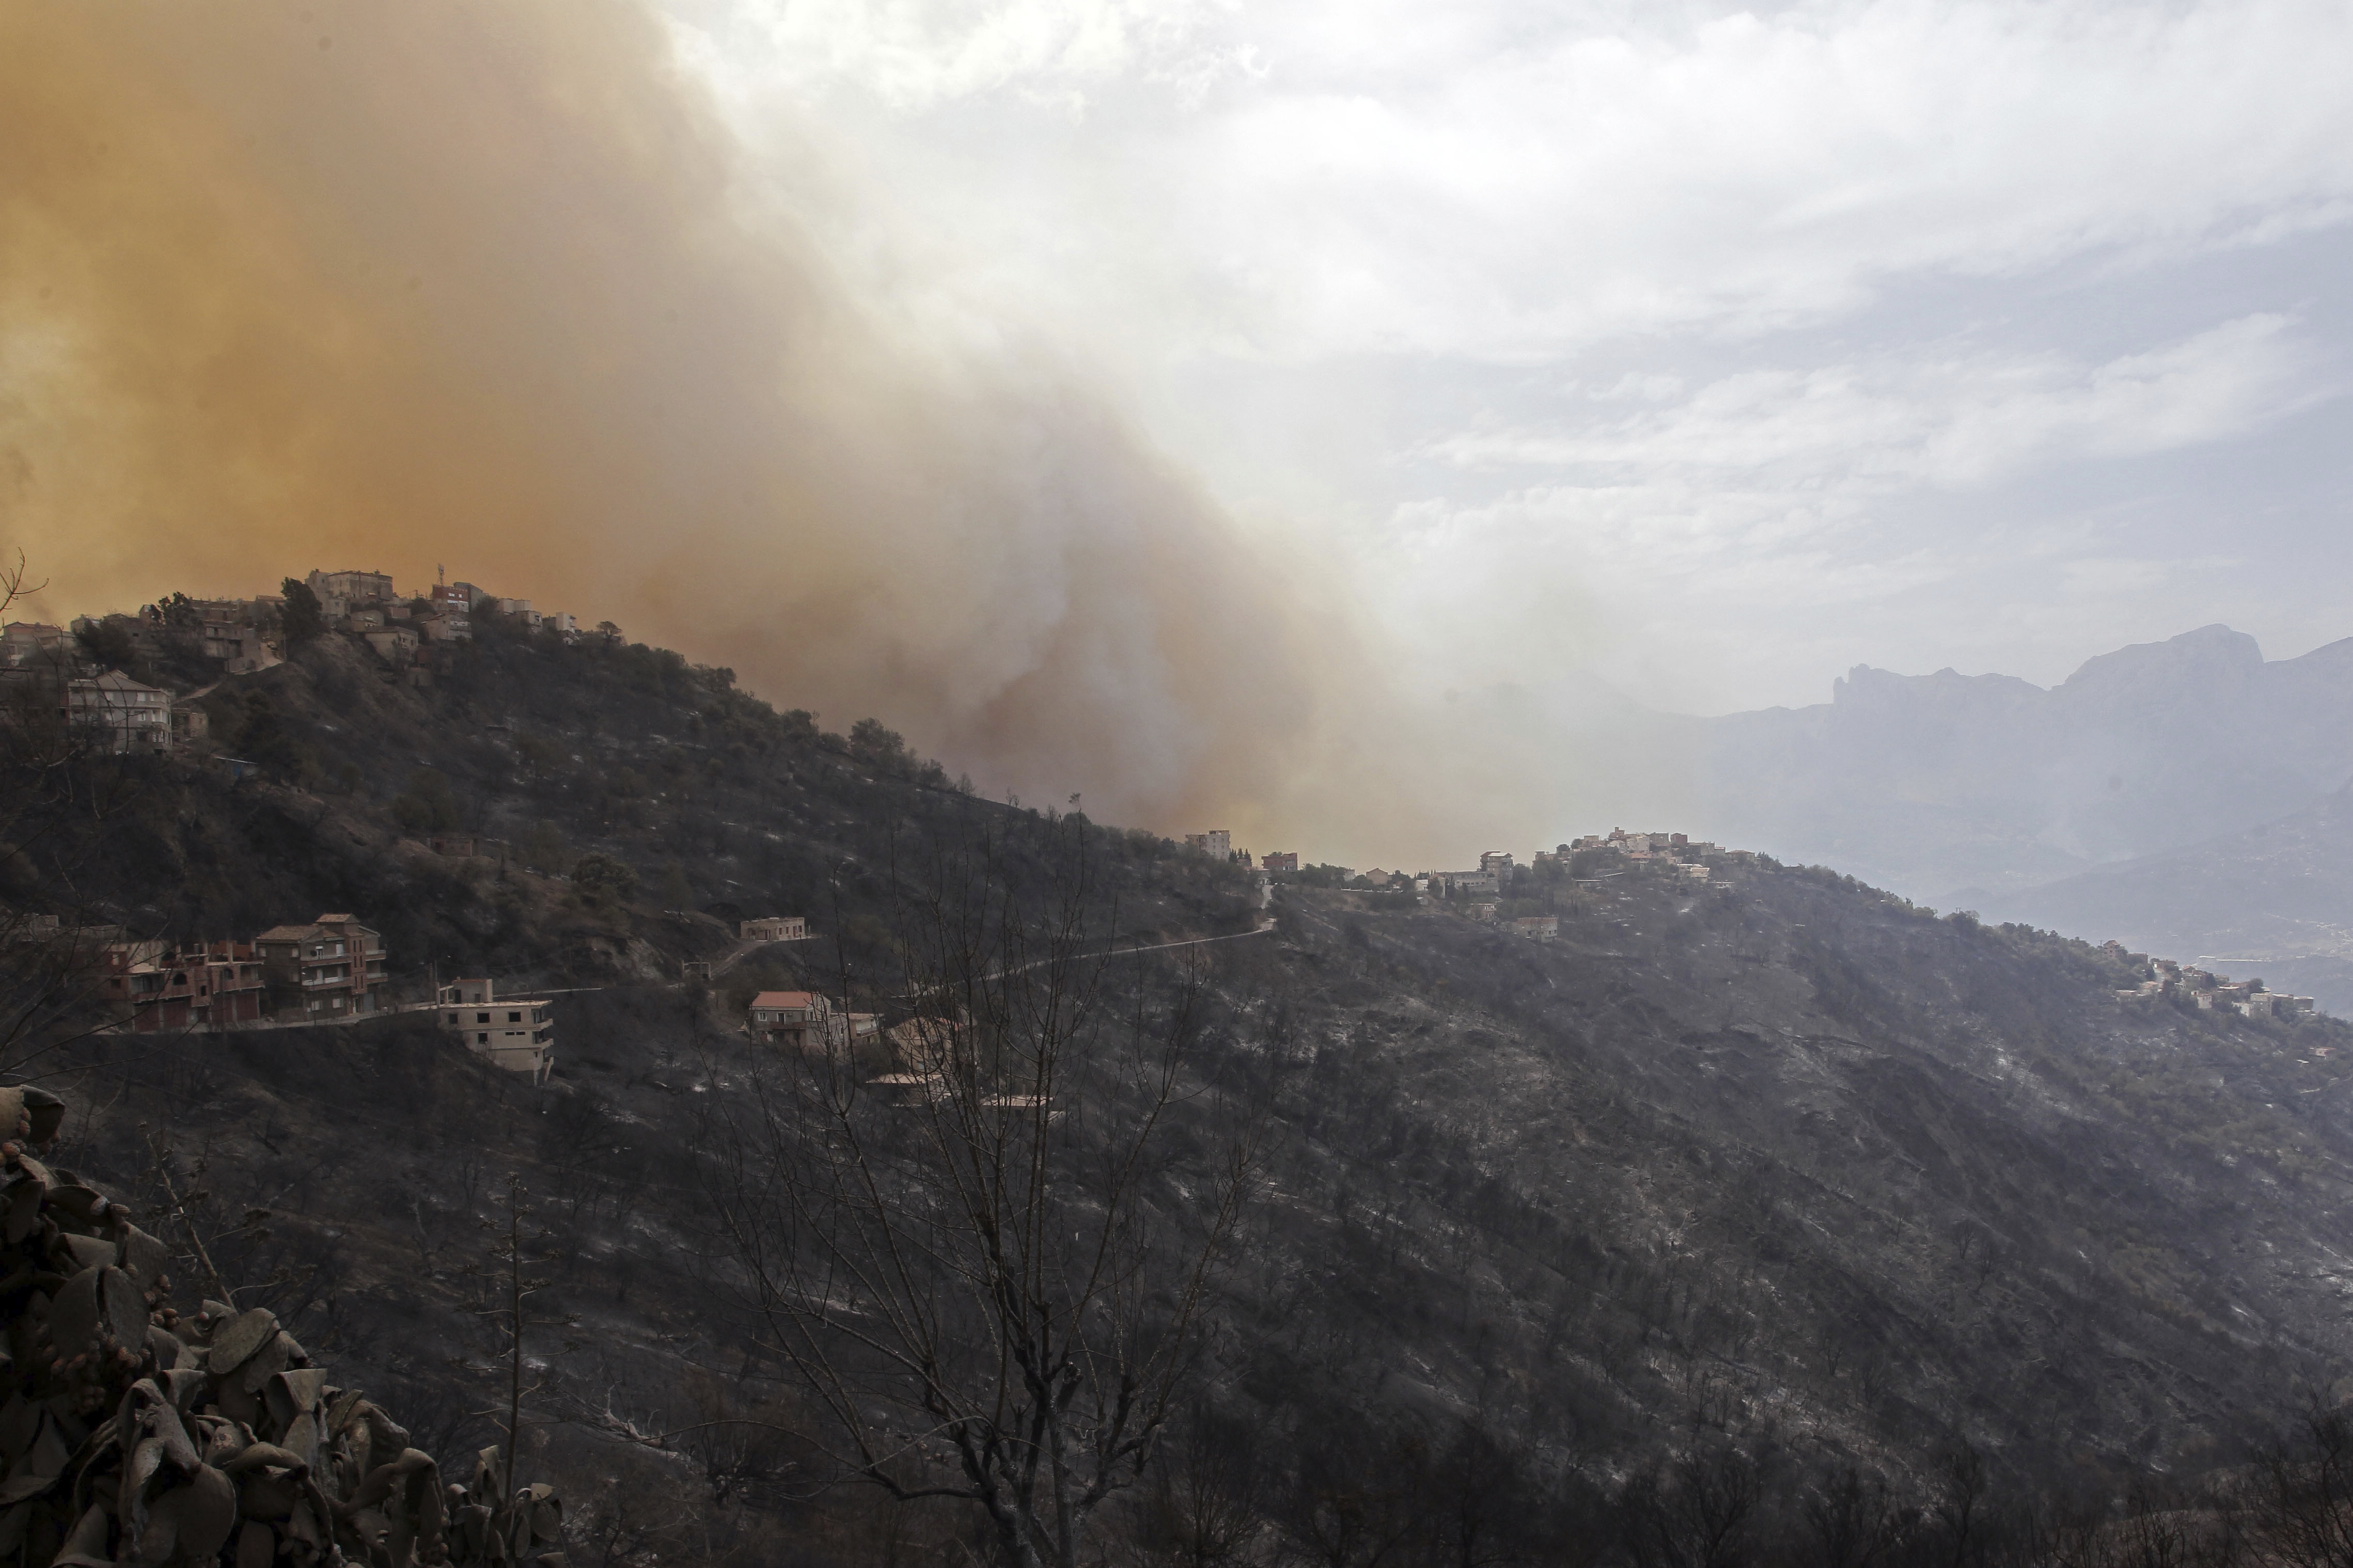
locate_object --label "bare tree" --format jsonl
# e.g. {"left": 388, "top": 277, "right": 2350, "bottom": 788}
{"left": 702, "top": 817, "right": 1265, "bottom": 1568}
{"left": 2245, "top": 1399, "right": 2353, "bottom": 1568}
{"left": 1802, "top": 1465, "right": 1908, "bottom": 1568}
{"left": 1620, "top": 1446, "right": 1763, "bottom": 1568}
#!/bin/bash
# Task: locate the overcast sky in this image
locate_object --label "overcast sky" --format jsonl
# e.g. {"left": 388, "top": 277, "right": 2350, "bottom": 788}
{"left": 665, "top": 0, "right": 2353, "bottom": 717}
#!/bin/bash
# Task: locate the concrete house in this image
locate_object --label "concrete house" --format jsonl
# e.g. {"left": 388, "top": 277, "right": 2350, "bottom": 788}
{"left": 306, "top": 569, "right": 396, "bottom": 614}
{"left": 1512, "top": 915, "right": 1559, "bottom": 940}
{"left": 1185, "top": 830, "right": 1232, "bottom": 861}
{"left": 437, "top": 978, "right": 555, "bottom": 1082}
{"left": 748, "top": 990, "right": 877, "bottom": 1051}
{"left": 105, "top": 940, "right": 268, "bottom": 1034}
{"left": 256, "top": 914, "right": 388, "bottom": 1020}
{"left": 64, "top": 671, "right": 172, "bottom": 754}
{"left": 740, "top": 917, "right": 809, "bottom": 943}
{"left": 1, "top": 623, "right": 65, "bottom": 667}
{"left": 365, "top": 626, "right": 420, "bottom": 664}
{"left": 415, "top": 608, "right": 471, "bottom": 642}
{"left": 749, "top": 990, "right": 841, "bottom": 1051}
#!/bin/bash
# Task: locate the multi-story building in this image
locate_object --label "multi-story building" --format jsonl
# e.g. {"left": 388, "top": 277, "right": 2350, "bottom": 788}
{"left": 104, "top": 941, "right": 268, "bottom": 1033}
{"left": 63, "top": 671, "right": 172, "bottom": 754}
{"left": 306, "top": 570, "right": 397, "bottom": 616}
{"left": 437, "top": 978, "right": 555, "bottom": 1082}
{"left": 1184, "top": 830, "right": 1231, "bottom": 860}
{"left": 256, "top": 914, "right": 388, "bottom": 1020}
{"left": 749, "top": 990, "right": 841, "bottom": 1051}
{"left": 740, "top": 917, "right": 809, "bottom": 942}
{"left": 1, "top": 623, "right": 66, "bottom": 668}
{"left": 747, "top": 991, "right": 879, "bottom": 1052}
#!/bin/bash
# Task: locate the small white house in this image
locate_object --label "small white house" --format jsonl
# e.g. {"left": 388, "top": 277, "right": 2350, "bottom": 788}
{"left": 438, "top": 978, "right": 555, "bottom": 1083}
{"left": 740, "top": 917, "right": 810, "bottom": 943}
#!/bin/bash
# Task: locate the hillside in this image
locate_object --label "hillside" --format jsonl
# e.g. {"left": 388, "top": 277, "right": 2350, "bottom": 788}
{"left": 1987, "top": 781, "right": 2353, "bottom": 1016}
{"left": 19, "top": 609, "right": 2353, "bottom": 1562}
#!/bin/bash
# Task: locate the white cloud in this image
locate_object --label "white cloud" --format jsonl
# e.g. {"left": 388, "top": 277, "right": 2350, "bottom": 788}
{"left": 693, "top": 1, "right": 2353, "bottom": 355}
{"left": 1425, "top": 314, "right": 2330, "bottom": 487}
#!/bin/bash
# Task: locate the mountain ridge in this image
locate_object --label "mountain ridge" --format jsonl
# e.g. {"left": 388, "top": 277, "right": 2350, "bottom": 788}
{"left": 1678, "top": 623, "right": 2353, "bottom": 902}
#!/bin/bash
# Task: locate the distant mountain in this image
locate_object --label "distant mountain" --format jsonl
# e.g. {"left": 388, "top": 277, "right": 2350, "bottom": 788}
{"left": 1685, "top": 625, "right": 2353, "bottom": 901}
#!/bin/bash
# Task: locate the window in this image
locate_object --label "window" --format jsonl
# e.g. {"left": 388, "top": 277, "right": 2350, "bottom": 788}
{"left": 508, "top": 1011, "right": 521, "bottom": 1023}
{"left": 478, "top": 1033, "right": 489, "bottom": 1044}
{"left": 476, "top": 1011, "right": 491, "bottom": 1024}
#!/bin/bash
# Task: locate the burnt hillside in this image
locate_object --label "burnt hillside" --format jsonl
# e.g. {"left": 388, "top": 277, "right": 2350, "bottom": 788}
{"left": 20, "top": 613, "right": 2353, "bottom": 1563}
{"left": 28, "top": 614, "right": 1259, "bottom": 999}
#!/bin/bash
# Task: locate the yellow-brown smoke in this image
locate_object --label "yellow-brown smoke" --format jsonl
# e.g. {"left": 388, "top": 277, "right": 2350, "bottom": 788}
{"left": 1, "top": 0, "right": 1479, "bottom": 851}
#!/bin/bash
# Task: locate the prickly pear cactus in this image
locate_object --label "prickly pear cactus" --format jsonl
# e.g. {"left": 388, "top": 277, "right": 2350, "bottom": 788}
{"left": 0, "top": 1086, "right": 562, "bottom": 1567}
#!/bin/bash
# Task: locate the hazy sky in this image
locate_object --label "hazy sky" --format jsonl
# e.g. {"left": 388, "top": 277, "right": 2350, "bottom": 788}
{"left": 13, "top": 1, "right": 2353, "bottom": 865}
{"left": 676, "top": 0, "right": 2353, "bottom": 716}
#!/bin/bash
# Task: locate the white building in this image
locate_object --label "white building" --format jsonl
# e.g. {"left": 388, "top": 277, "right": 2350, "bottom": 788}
{"left": 437, "top": 978, "right": 555, "bottom": 1083}
{"left": 740, "top": 917, "right": 809, "bottom": 942}
{"left": 64, "top": 671, "right": 172, "bottom": 754}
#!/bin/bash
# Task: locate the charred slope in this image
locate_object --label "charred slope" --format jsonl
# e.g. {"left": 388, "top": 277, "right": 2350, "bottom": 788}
{"left": 27, "top": 618, "right": 1259, "bottom": 992}
{"left": 23, "top": 617, "right": 2353, "bottom": 1557}
{"left": 1222, "top": 869, "right": 2353, "bottom": 1491}
{"left": 45, "top": 861, "right": 2353, "bottom": 1530}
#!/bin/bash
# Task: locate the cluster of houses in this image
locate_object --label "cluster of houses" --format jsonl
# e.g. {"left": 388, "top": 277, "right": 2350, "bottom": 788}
{"left": 743, "top": 999, "right": 1053, "bottom": 1112}
{"left": 86, "top": 908, "right": 568, "bottom": 1081}
{"left": 734, "top": 916, "right": 1055, "bottom": 1110}
{"left": 1188, "top": 827, "right": 1751, "bottom": 939}
{"left": 2103, "top": 944, "right": 2316, "bottom": 1020}
{"left": 740, "top": 917, "right": 864, "bottom": 1051}
{"left": 3, "top": 565, "right": 608, "bottom": 757}
{"left": 92, "top": 902, "right": 841, "bottom": 1086}
{"left": 97, "top": 913, "right": 389, "bottom": 1032}
{"left": 306, "top": 567, "right": 595, "bottom": 677}
{"left": 1415, "top": 833, "right": 1748, "bottom": 935}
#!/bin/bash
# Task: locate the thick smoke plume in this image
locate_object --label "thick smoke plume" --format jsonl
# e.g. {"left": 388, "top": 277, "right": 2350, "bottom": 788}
{"left": 0, "top": 1, "right": 1406, "bottom": 848}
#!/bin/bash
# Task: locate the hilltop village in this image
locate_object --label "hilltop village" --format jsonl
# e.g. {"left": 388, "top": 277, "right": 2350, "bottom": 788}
{"left": 1190, "top": 825, "right": 2322, "bottom": 1015}
{"left": 7, "top": 564, "right": 2322, "bottom": 1099}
